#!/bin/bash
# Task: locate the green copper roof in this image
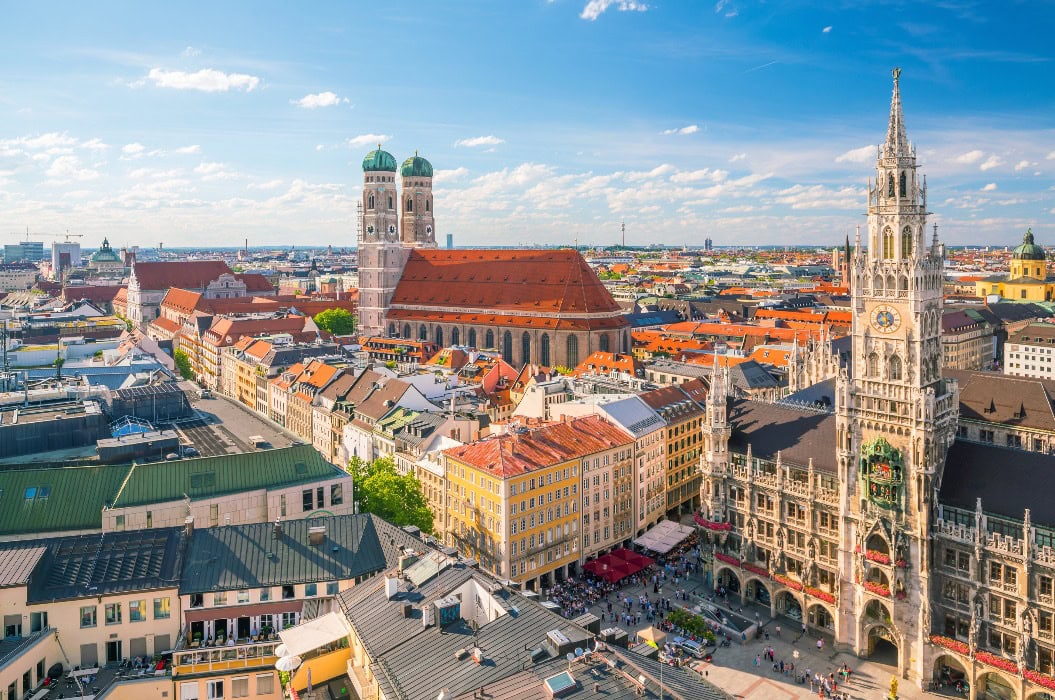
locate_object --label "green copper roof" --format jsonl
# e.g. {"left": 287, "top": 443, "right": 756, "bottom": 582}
{"left": 400, "top": 153, "right": 433, "bottom": 178}
{"left": 1013, "top": 229, "right": 1046, "bottom": 261}
{"left": 0, "top": 464, "right": 131, "bottom": 536}
{"left": 362, "top": 147, "right": 397, "bottom": 172}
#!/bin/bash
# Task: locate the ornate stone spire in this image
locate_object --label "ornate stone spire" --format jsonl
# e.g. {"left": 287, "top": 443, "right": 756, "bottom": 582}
{"left": 884, "top": 67, "right": 910, "bottom": 159}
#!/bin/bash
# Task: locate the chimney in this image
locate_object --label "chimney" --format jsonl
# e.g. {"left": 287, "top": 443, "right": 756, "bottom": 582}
{"left": 309, "top": 525, "right": 326, "bottom": 546}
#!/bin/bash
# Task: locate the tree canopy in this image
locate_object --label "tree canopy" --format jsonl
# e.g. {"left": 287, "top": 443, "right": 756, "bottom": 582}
{"left": 347, "top": 456, "right": 434, "bottom": 533}
{"left": 313, "top": 308, "right": 356, "bottom": 335}
{"left": 173, "top": 349, "right": 194, "bottom": 380}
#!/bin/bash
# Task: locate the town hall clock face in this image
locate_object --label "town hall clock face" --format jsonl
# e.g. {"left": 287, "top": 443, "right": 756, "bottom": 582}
{"left": 871, "top": 305, "right": 901, "bottom": 333}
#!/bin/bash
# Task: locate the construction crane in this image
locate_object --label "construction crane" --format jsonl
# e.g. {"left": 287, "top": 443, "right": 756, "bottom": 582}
{"left": 4, "top": 227, "right": 84, "bottom": 241}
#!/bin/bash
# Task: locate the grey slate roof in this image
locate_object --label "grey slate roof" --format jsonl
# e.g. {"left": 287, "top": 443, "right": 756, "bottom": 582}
{"left": 730, "top": 360, "right": 780, "bottom": 390}
{"left": 20, "top": 527, "right": 185, "bottom": 603}
{"left": 0, "top": 542, "right": 47, "bottom": 588}
{"left": 179, "top": 513, "right": 420, "bottom": 594}
{"left": 942, "top": 440, "right": 1055, "bottom": 527}
{"left": 728, "top": 398, "right": 837, "bottom": 472}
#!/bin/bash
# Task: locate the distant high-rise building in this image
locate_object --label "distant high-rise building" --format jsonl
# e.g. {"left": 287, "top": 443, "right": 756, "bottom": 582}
{"left": 52, "top": 242, "right": 81, "bottom": 274}
{"left": 704, "top": 237, "right": 713, "bottom": 251}
{"left": 3, "top": 241, "right": 45, "bottom": 263}
{"left": 446, "top": 233, "right": 453, "bottom": 249}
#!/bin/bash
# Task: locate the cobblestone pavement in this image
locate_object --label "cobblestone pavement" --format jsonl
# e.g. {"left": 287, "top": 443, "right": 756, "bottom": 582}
{"left": 550, "top": 554, "right": 954, "bottom": 700}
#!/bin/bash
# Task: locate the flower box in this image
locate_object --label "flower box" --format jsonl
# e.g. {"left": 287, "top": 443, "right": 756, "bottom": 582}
{"left": 865, "top": 550, "right": 891, "bottom": 565}
{"left": 773, "top": 574, "right": 803, "bottom": 591}
{"left": 975, "top": 650, "right": 1019, "bottom": 675}
{"left": 864, "top": 581, "right": 890, "bottom": 597}
{"left": 895, "top": 559, "right": 907, "bottom": 568}
{"left": 1024, "top": 669, "right": 1055, "bottom": 691}
{"left": 805, "top": 586, "right": 836, "bottom": 604}
{"left": 929, "top": 635, "right": 969, "bottom": 655}
{"left": 694, "top": 515, "right": 733, "bottom": 531}
{"left": 715, "top": 552, "right": 740, "bottom": 567}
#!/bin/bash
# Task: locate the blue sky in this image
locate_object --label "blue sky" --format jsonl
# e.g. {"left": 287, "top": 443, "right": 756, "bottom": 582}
{"left": 0, "top": 0, "right": 1052, "bottom": 249}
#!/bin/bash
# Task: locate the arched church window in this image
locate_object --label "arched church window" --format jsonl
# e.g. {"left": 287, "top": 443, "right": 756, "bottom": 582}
{"left": 419, "top": 324, "right": 427, "bottom": 341}
{"left": 899, "top": 275, "right": 908, "bottom": 291}
{"left": 567, "top": 335, "right": 579, "bottom": 368}
{"left": 406, "top": 198, "right": 413, "bottom": 212}
{"left": 889, "top": 355, "right": 902, "bottom": 381}
{"left": 485, "top": 329, "right": 495, "bottom": 349}
{"left": 867, "top": 352, "right": 879, "bottom": 377}
{"left": 540, "top": 333, "right": 551, "bottom": 367}
{"left": 451, "top": 328, "right": 460, "bottom": 346}
{"left": 522, "top": 332, "right": 531, "bottom": 364}
{"left": 901, "top": 227, "right": 912, "bottom": 257}
{"left": 425, "top": 199, "right": 430, "bottom": 212}
{"left": 403, "top": 324, "right": 411, "bottom": 339}
{"left": 887, "top": 174, "right": 895, "bottom": 198}
{"left": 468, "top": 328, "right": 477, "bottom": 348}
{"left": 435, "top": 327, "right": 443, "bottom": 347}
{"left": 599, "top": 334, "right": 610, "bottom": 353}
{"left": 503, "top": 331, "right": 513, "bottom": 364}
{"left": 882, "top": 228, "right": 894, "bottom": 259}
{"left": 388, "top": 196, "right": 393, "bottom": 209}
{"left": 388, "top": 323, "right": 395, "bottom": 337}
{"left": 886, "top": 275, "right": 896, "bottom": 291}
{"left": 899, "top": 171, "right": 907, "bottom": 197}
{"left": 368, "top": 194, "right": 375, "bottom": 210}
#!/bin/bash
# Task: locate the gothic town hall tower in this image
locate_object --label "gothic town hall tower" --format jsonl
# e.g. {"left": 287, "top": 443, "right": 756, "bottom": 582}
{"left": 834, "top": 68, "right": 959, "bottom": 680}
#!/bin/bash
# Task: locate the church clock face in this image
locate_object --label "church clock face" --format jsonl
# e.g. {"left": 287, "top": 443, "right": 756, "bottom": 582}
{"left": 871, "top": 305, "right": 901, "bottom": 333}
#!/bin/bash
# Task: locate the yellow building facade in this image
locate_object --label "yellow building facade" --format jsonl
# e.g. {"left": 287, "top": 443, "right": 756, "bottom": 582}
{"left": 976, "top": 229, "right": 1054, "bottom": 301}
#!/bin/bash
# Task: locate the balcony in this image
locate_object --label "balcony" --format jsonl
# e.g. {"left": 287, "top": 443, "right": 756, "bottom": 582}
{"left": 172, "top": 641, "right": 280, "bottom": 676}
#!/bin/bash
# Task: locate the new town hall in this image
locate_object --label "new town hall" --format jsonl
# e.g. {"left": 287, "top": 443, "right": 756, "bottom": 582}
{"left": 699, "top": 71, "right": 1055, "bottom": 699}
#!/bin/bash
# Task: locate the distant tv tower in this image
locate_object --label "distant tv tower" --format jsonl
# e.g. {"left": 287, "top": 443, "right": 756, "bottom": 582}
{"left": 621, "top": 220, "right": 625, "bottom": 247}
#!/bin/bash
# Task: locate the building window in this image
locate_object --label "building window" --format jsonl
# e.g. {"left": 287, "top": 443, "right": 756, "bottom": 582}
{"left": 80, "top": 606, "right": 97, "bottom": 628}
{"left": 237, "top": 590, "right": 250, "bottom": 604}
{"left": 281, "top": 612, "right": 297, "bottom": 628}
{"left": 540, "top": 333, "right": 550, "bottom": 366}
{"left": 282, "top": 585, "right": 295, "bottom": 600}
{"left": 303, "top": 489, "right": 314, "bottom": 512}
{"left": 104, "top": 603, "right": 122, "bottom": 625}
{"left": 305, "top": 583, "right": 318, "bottom": 597}
{"left": 256, "top": 674, "right": 275, "bottom": 695}
{"left": 599, "top": 334, "right": 610, "bottom": 353}
{"left": 522, "top": 331, "right": 531, "bottom": 364}
{"left": 331, "top": 484, "right": 343, "bottom": 505}
{"left": 129, "top": 600, "right": 146, "bottom": 622}
{"left": 451, "top": 327, "right": 460, "bottom": 346}
{"left": 154, "top": 598, "right": 171, "bottom": 619}
{"left": 231, "top": 677, "right": 249, "bottom": 698}
{"left": 882, "top": 228, "right": 894, "bottom": 259}
{"left": 180, "top": 681, "right": 200, "bottom": 700}
{"left": 259, "top": 588, "right": 271, "bottom": 602}
{"left": 206, "top": 679, "right": 224, "bottom": 700}
{"left": 326, "top": 581, "right": 339, "bottom": 596}
{"left": 567, "top": 335, "right": 579, "bottom": 367}
{"left": 485, "top": 329, "right": 495, "bottom": 349}
{"left": 503, "top": 331, "right": 513, "bottom": 364}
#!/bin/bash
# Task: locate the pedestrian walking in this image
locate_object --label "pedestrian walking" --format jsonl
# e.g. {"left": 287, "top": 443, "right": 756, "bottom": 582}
{"left": 775, "top": 624, "right": 781, "bottom": 637}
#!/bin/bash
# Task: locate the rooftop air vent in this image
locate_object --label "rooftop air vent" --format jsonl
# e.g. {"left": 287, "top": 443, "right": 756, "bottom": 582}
{"left": 308, "top": 525, "right": 326, "bottom": 546}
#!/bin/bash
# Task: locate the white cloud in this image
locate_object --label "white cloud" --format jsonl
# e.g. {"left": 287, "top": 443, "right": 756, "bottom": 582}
{"left": 45, "top": 156, "right": 100, "bottom": 183}
{"left": 661, "top": 125, "right": 699, "bottom": 136}
{"left": 142, "top": 68, "right": 260, "bottom": 93}
{"left": 173, "top": 145, "right": 201, "bottom": 155}
{"left": 347, "top": 134, "right": 391, "bottom": 148}
{"left": 194, "top": 161, "right": 239, "bottom": 181}
{"left": 953, "top": 150, "right": 985, "bottom": 164}
{"left": 670, "top": 168, "right": 728, "bottom": 184}
{"left": 292, "top": 91, "right": 348, "bottom": 109}
{"left": 1047, "top": 151, "right": 1055, "bottom": 160}
{"left": 715, "top": 0, "right": 737, "bottom": 16}
{"left": 625, "top": 164, "right": 675, "bottom": 182}
{"left": 315, "top": 144, "right": 325, "bottom": 152}
{"left": 1013, "top": 160, "right": 1031, "bottom": 171}
{"left": 835, "top": 145, "right": 874, "bottom": 164}
{"left": 434, "top": 167, "right": 469, "bottom": 183}
{"left": 729, "top": 153, "right": 747, "bottom": 163}
{"left": 580, "top": 0, "right": 648, "bottom": 21}
{"left": 455, "top": 135, "right": 506, "bottom": 148}
{"left": 980, "top": 155, "right": 1003, "bottom": 171}
{"left": 80, "top": 138, "right": 109, "bottom": 152}
{"left": 822, "top": 25, "right": 832, "bottom": 33}
{"left": 181, "top": 46, "right": 202, "bottom": 58}
{"left": 982, "top": 183, "right": 997, "bottom": 191}
{"left": 121, "top": 142, "right": 147, "bottom": 159}
{"left": 247, "top": 179, "right": 285, "bottom": 191}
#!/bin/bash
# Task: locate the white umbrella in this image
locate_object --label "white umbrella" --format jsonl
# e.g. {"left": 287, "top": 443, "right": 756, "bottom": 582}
{"left": 274, "top": 644, "right": 291, "bottom": 658}
{"left": 275, "top": 655, "right": 302, "bottom": 672}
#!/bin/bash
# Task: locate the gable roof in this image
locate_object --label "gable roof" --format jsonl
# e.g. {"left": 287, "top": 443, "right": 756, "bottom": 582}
{"left": 946, "top": 368, "right": 1055, "bottom": 432}
{"left": 132, "top": 260, "right": 233, "bottom": 291}
{"left": 180, "top": 514, "right": 419, "bottom": 594}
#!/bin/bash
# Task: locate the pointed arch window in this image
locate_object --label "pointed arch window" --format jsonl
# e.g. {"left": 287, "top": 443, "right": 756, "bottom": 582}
{"left": 867, "top": 352, "right": 879, "bottom": 377}
{"left": 435, "top": 326, "right": 443, "bottom": 347}
{"left": 901, "top": 227, "right": 912, "bottom": 257}
{"left": 485, "top": 329, "right": 494, "bottom": 349}
{"left": 403, "top": 324, "right": 411, "bottom": 339}
{"left": 567, "top": 335, "right": 579, "bottom": 368}
{"left": 887, "top": 174, "right": 895, "bottom": 198}
{"left": 503, "top": 331, "right": 513, "bottom": 364}
{"left": 388, "top": 196, "right": 393, "bottom": 209}
{"left": 889, "top": 355, "right": 903, "bottom": 381}
{"left": 599, "top": 334, "right": 610, "bottom": 353}
{"left": 419, "top": 325, "right": 427, "bottom": 341}
{"left": 540, "top": 333, "right": 551, "bottom": 367}
{"left": 899, "top": 171, "right": 907, "bottom": 198}
{"left": 368, "top": 194, "right": 375, "bottom": 210}
{"left": 522, "top": 332, "right": 531, "bottom": 364}
{"left": 388, "top": 323, "right": 395, "bottom": 337}
{"left": 882, "top": 228, "right": 894, "bottom": 259}
{"left": 468, "top": 328, "right": 477, "bottom": 348}
{"left": 406, "top": 198, "right": 413, "bottom": 212}
{"left": 451, "top": 327, "right": 460, "bottom": 346}
{"left": 425, "top": 199, "right": 430, "bottom": 212}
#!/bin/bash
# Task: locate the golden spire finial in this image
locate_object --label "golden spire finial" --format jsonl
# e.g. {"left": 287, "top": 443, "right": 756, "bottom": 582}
{"left": 892, "top": 66, "right": 901, "bottom": 84}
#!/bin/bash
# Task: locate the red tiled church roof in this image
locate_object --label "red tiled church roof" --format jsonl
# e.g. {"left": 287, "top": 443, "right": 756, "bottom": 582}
{"left": 391, "top": 249, "right": 622, "bottom": 315}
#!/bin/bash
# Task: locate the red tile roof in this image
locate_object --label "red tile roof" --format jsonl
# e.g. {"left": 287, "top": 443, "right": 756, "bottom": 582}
{"left": 61, "top": 285, "right": 124, "bottom": 303}
{"left": 160, "top": 288, "right": 205, "bottom": 315}
{"left": 387, "top": 308, "right": 626, "bottom": 331}
{"left": 573, "top": 352, "right": 642, "bottom": 377}
{"left": 204, "top": 315, "right": 311, "bottom": 347}
{"left": 132, "top": 260, "right": 233, "bottom": 290}
{"left": 235, "top": 273, "right": 274, "bottom": 293}
{"left": 444, "top": 415, "right": 633, "bottom": 478}
{"left": 389, "top": 249, "right": 624, "bottom": 329}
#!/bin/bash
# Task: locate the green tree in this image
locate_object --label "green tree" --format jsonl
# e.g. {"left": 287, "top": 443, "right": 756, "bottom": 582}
{"left": 313, "top": 308, "right": 356, "bottom": 335}
{"left": 347, "top": 456, "right": 434, "bottom": 533}
{"left": 173, "top": 349, "right": 195, "bottom": 380}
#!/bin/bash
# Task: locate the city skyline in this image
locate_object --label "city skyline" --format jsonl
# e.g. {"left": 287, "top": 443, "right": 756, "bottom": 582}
{"left": 1, "top": 1, "right": 1052, "bottom": 248}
